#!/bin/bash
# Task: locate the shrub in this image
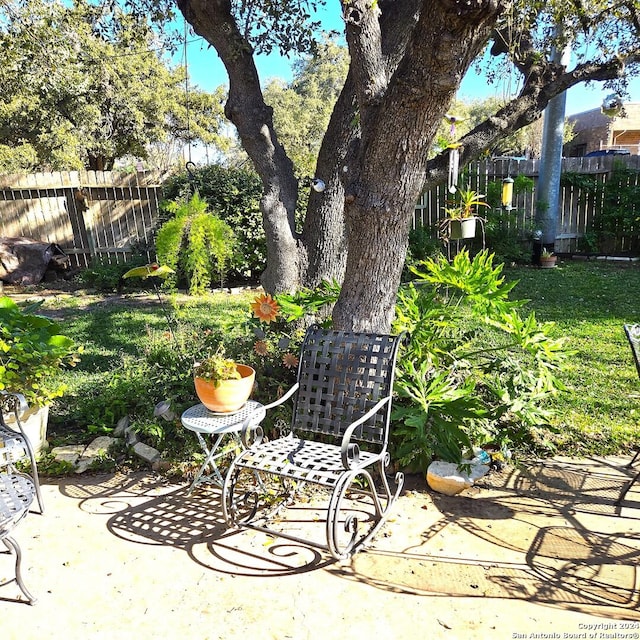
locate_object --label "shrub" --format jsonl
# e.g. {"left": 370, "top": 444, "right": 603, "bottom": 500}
{"left": 391, "top": 249, "right": 570, "bottom": 470}
{"left": 404, "top": 225, "right": 443, "bottom": 280}
{"left": 76, "top": 255, "right": 148, "bottom": 292}
{"left": 0, "top": 297, "right": 80, "bottom": 407}
{"left": 162, "top": 165, "right": 264, "bottom": 281}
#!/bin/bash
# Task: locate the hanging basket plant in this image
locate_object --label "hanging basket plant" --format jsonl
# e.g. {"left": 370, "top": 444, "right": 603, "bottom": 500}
{"left": 439, "top": 188, "right": 488, "bottom": 242}
{"left": 155, "top": 193, "right": 236, "bottom": 295}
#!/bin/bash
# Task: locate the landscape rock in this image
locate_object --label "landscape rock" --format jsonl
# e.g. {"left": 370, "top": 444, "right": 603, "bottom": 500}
{"left": 426, "top": 459, "right": 490, "bottom": 496}
{"left": 50, "top": 444, "right": 86, "bottom": 466}
{"left": 113, "top": 416, "right": 130, "bottom": 438}
{"left": 133, "top": 442, "right": 161, "bottom": 464}
{"left": 124, "top": 425, "right": 140, "bottom": 445}
{"left": 51, "top": 436, "right": 117, "bottom": 473}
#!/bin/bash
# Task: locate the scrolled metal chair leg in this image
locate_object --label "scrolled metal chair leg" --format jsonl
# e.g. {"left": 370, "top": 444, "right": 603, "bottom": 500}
{"left": 617, "top": 468, "right": 640, "bottom": 507}
{"left": 326, "top": 468, "right": 389, "bottom": 560}
{"left": 222, "top": 462, "right": 263, "bottom": 527}
{"left": 2, "top": 536, "right": 36, "bottom": 604}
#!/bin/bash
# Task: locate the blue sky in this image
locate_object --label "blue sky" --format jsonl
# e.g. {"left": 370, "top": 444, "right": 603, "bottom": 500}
{"left": 179, "top": 16, "right": 639, "bottom": 118}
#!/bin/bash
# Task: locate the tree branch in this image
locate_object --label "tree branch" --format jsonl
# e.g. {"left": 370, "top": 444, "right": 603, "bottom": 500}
{"left": 342, "top": 0, "right": 387, "bottom": 124}
{"left": 425, "top": 54, "right": 636, "bottom": 186}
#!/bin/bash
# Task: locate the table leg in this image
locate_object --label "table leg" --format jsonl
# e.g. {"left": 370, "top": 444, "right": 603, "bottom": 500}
{"left": 187, "top": 432, "right": 242, "bottom": 494}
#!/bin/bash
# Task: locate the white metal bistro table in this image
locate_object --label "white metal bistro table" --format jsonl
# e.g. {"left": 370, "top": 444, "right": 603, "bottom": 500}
{"left": 181, "top": 400, "right": 265, "bottom": 494}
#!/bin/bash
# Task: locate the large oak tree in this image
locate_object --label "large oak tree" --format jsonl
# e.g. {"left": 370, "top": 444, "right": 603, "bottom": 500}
{"left": 173, "top": 0, "right": 640, "bottom": 332}
{"left": 157, "top": 1, "right": 640, "bottom": 330}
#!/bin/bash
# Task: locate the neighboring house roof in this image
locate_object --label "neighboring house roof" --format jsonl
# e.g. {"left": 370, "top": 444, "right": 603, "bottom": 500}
{"left": 565, "top": 102, "right": 640, "bottom": 156}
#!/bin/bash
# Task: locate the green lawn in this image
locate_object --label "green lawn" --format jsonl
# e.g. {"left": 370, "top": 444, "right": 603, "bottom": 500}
{"left": 504, "top": 260, "right": 639, "bottom": 455}
{"left": 32, "top": 260, "right": 640, "bottom": 459}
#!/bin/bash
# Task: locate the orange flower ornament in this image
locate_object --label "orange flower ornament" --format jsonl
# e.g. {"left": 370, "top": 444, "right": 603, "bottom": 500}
{"left": 251, "top": 293, "right": 280, "bottom": 323}
{"left": 282, "top": 353, "right": 299, "bottom": 369}
{"left": 253, "top": 340, "right": 270, "bottom": 356}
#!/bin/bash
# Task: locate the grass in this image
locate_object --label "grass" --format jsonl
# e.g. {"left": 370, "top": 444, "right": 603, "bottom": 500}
{"left": 42, "top": 288, "right": 255, "bottom": 448}
{"left": 26, "top": 260, "right": 640, "bottom": 461}
{"left": 503, "top": 260, "right": 640, "bottom": 455}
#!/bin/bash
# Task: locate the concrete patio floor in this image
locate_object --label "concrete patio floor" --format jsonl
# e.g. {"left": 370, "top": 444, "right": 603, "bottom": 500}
{"left": 1, "top": 455, "right": 639, "bottom": 640}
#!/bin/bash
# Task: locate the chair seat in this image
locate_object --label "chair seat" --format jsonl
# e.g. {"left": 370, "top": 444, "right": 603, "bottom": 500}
{"left": 236, "top": 434, "right": 381, "bottom": 487}
{"left": 0, "top": 473, "right": 35, "bottom": 533}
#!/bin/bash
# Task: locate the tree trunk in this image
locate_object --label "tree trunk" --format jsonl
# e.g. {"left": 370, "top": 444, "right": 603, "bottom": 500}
{"left": 175, "top": 0, "right": 631, "bottom": 333}
{"left": 333, "top": 0, "right": 501, "bottom": 332}
{"left": 177, "top": 0, "right": 302, "bottom": 293}
{"left": 300, "top": 72, "right": 357, "bottom": 288}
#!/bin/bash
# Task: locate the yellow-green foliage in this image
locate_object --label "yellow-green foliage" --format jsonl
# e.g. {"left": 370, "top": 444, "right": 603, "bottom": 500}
{"left": 155, "top": 194, "right": 236, "bottom": 295}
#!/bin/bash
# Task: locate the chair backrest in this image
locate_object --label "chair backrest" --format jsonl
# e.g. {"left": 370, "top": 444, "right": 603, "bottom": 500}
{"left": 291, "top": 325, "right": 405, "bottom": 445}
{"left": 624, "top": 324, "right": 640, "bottom": 380}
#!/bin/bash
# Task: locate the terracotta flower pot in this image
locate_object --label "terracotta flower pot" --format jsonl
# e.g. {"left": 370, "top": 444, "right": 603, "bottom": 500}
{"left": 194, "top": 364, "right": 255, "bottom": 413}
{"left": 540, "top": 256, "right": 557, "bottom": 269}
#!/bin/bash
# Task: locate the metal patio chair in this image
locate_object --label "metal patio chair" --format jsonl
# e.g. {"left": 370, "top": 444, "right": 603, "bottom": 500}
{"left": 0, "top": 392, "right": 44, "bottom": 514}
{"left": 0, "top": 471, "right": 37, "bottom": 603}
{"left": 222, "top": 325, "right": 406, "bottom": 560}
{"left": 617, "top": 324, "right": 640, "bottom": 506}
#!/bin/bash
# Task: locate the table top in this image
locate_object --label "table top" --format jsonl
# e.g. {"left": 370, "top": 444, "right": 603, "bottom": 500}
{"left": 180, "top": 400, "right": 265, "bottom": 434}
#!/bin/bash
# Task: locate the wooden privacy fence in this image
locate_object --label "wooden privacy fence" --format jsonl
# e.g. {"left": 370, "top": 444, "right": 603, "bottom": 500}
{"left": 415, "top": 155, "right": 640, "bottom": 254}
{"left": 0, "top": 170, "right": 166, "bottom": 268}
{"left": 1, "top": 158, "right": 639, "bottom": 271}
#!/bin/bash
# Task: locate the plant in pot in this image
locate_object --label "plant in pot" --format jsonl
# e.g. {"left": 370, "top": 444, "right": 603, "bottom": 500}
{"left": 193, "top": 349, "right": 255, "bottom": 413}
{"left": 154, "top": 193, "right": 236, "bottom": 295}
{"left": 0, "top": 296, "right": 81, "bottom": 454}
{"left": 439, "top": 188, "right": 489, "bottom": 240}
{"left": 539, "top": 248, "right": 557, "bottom": 268}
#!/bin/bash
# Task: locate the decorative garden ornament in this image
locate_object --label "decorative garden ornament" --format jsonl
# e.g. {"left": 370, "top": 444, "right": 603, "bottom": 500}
{"left": 311, "top": 178, "right": 326, "bottom": 192}
{"left": 444, "top": 114, "right": 466, "bottom": 194}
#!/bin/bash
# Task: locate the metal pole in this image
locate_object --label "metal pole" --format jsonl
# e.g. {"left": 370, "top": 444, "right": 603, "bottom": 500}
{"left": 535, "top": 40, "right": 572, "bottom": 254}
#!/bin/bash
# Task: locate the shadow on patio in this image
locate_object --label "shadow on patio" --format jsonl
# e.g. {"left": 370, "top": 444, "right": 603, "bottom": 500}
{"left": 55, "top": 458, "right": 640, "bottom": 612}
{"left": 330, "top": 457, "right": 640, "bottom": 619}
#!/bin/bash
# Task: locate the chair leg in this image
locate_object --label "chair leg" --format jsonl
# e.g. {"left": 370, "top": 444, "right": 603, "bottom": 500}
{"left": 26, "top": 454, "right": 44, "bottom": 514}
{"left": 221, "top": 460, "right": 263, "bottom": 528}
{"left": 617, "top": 468, "right": 640, "bottom": 507}
{"left": 326, "top": 465, "right": 404, "bottom": 560}
{"left": 626, "top": 448, "right": 640, "bottom": 469}
{"left": 2, "top": 536, "right": 36, "bottom": 604}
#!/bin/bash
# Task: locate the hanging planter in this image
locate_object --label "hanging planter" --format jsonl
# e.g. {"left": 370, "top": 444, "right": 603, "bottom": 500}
{"left": 448, "top": 217, "right": 478, "bottom": 240}
{"left": 439, "top": 188, "right": 488, "bottom": 242}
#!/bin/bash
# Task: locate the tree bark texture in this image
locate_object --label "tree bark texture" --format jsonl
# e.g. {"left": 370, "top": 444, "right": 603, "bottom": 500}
{"left": 333, "top": 0, "right": 502, "bottom": 331}
{"left": 176, "top": 0, "right": 638, "bottom": 333}
{"left": 176, "top": 0, "right": 302, "bottom": 294}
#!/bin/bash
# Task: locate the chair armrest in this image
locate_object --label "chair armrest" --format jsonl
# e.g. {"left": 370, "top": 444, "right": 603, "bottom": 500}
{"left": 340, "top": 395, "right": 391, "bottom": 469}
{"left": 240, "top": 382, "right": 300, "bottom": 447}
{"left": 0, "top": 392, "right": 29, "bottom": 434}
{"left": 260, "top": 382, "right": 300, "bottom": 412}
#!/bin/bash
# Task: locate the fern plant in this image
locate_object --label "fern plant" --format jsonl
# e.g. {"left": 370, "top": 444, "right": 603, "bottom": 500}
{"left": 155, "top": 194, "right": 236, "bottom": 295}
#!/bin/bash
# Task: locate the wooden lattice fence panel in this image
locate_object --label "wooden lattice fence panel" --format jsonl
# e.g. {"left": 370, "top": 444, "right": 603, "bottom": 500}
{"left": 416, "top": 156, "right": 640, "bottom": 254}
{"left": 0, "top": 170, "right": 166, "bottom": 268}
